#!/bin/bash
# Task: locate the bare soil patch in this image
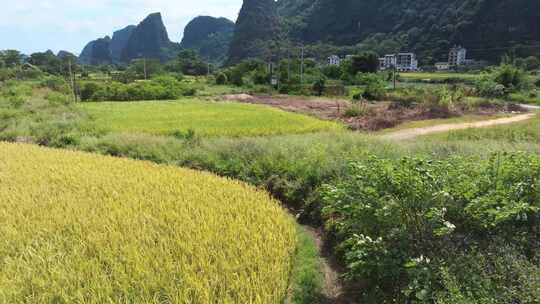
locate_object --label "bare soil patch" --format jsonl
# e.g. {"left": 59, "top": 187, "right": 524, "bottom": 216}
{"left": 221, "top": 94, "right": 349, "bottom": 120}
{"left": 221, "top": 94, "right": 527, "bottom": 132}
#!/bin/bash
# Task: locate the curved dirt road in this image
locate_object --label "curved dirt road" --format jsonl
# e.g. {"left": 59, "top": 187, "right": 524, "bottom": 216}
{"left": 381, "top": 113, "right": 536, "bottom": 140}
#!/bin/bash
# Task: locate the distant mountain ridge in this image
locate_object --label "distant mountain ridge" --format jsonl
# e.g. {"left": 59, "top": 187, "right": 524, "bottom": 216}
{"left": 110, "top": 25, "right": 136, "bottom": 63}
{"left": 79, "top": 13, "right": 178, "bottom": 65}
{"left": 121, "top": 13, "right": 178, "bottom": 63}
{"left": 227, "top": 0, "right": 280, "bottom": 64}
{"left": 79, "top": 36, "right": 112, "bottom": 65}
{"left": 180, "top": 16, "right": 235, "bottom": 64}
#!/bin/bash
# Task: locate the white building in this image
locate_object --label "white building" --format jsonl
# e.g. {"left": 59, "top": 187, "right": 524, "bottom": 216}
{"left": 378, "top": 57, "right": 386, "bottom": 70}
{"left": 435, "top": 62, "right": 450, "bottom": 71}
{"left": 379, "top": 53, "right": 418, "bottom": 71}
{"left": 449, "top": 46, "right": 467, "bottom": 66}
{"left": 396, "top": 53, "right": 418, "bottom": 71}
{"left": 379, "top": 54, "right": 397, "bottom": 70}
{"left": 328, "top": 55, "right": 341, "bottom": 66}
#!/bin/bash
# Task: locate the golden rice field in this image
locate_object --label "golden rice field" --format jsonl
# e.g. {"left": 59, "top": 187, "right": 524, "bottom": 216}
{"left": 0, "top": 142, "right": 297, "bottom": 303}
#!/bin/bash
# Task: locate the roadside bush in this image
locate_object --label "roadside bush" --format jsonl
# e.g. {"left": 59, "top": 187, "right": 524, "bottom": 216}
{"left": 321, "top": 65, "right": 342, "bottom": 79}
{"left": 215, "top": 72, "right": 228, "bottom": 85}
{"left": 343, "top": 103, "right": 369, "bottom": 118}
{"left": 321, "top": 154, "right": 540, "bottom": 303}
{"left": 79, "top": 77, "right": 196, "bottom": 102}
{"left": 0, "top": 67, "right": 44, "bottom": 81}
{"left": 253, "top": 69, "right": 269, "bottom": 85}
{"left": 312, "top": 75, "right": 327, "bottom": 96}
{"left": 79, "top": 82, "right": 100, "bottom": 101}
{"left": 182, "top": 87, "right": 197, "bottom": 96}
{"left": 111, "top": 70, "right": 137, "bottom": 84}
{"left": 324, "top": 84, "right": 347, "bottom": 96}
{"left": 361, "top": 74, "right": 386, "bottom": 101}
{"left": 493, "top": 64, "right": 529, "bottom": 91}
{"left": 39, "top": 76, "right": 69, "bottom": 93}
{"left": 230, "top": 68, "right": 244, "bottom": 86}
{"left": 0, "top": 68, "right": 16, "bottom": 81}
{"left": 45, "top": 91, "right": 72, "bottom": 105}
{"left": 474, "top": 77, "right": 507, "bottom": 98}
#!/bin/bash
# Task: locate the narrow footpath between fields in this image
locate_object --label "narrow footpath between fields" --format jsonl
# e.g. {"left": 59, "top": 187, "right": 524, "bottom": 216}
{"left": 381, "top": 113, "right": 535, "bottom": 140}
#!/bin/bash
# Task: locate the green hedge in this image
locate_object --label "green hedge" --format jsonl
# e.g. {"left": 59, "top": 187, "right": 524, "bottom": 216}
{"left": 79, "top": 76, "right": 196, "bottom": 102}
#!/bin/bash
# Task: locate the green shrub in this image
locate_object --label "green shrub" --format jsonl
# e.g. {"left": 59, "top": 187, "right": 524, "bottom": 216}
{"left": 215, "top": 72, "right": 228, "bottom": 85}
{"left": 230, "top": 68, "right": 244, "bottom": 86}
{"left": 79, "top": 77, "right": 192, "bottom": 102}
{"left": 321, "top": 154, "right": 540, "bottom": 303}
{"left": 80, "top": 82, "right": 100, "bottom": 101}
{"left": 343, "top": 104, "right": 368, "bottom": 118}
{"left": 322, "top": 65, "right": 342, "bottom": 79}
{"left": 182, "top": 87, "right": 197, "bottom": 96}
{"left": 312, "top": 75, "right": 327, "bottom": 96}
{"left": 39, "top": 76, "right": 68, "bottom": 92}
{"left": 45, "top": 91, "right": 71, "bottom": 105}
{"left": 493, "top": 64, "right": 529, "bottom": 91}
{"left": 358, "top": 73, "right": 386, "bottom": 101}
{"left": 253, "top": 69, "right": 269, "bottom": 85}
{"left": 474, "top": 77, "right": 507, "bottom": 98}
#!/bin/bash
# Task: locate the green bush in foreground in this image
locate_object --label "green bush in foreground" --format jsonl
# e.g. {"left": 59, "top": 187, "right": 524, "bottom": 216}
{"left": 321, "top": 154, "right": 540, "bottom": 303}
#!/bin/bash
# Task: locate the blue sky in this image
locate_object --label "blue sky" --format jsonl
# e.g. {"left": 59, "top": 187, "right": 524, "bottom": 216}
{"left": 0, "top": 0, "right": 243, "bottom": 55}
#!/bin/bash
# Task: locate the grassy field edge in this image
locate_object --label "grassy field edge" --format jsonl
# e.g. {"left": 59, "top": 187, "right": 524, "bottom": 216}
{"left": 287, "top": 225, "right": 325, "bottom": 304}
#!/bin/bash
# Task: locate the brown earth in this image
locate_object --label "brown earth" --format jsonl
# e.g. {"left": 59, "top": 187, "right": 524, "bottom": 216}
{"left": 220, "top": 94, "right": 525, "bottom": 132}
{"left": 221, "top": 94, "right": 349, "bottom": 120}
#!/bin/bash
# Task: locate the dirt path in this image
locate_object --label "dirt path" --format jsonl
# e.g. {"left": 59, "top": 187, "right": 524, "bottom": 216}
{"left": 303, "top": 227, "right": 343, "bottom": 303}
{"left": 303, "top": 226, "right": 363, "bottom": 304}
{"left": 381, "top": 113, "right": 535, "bottom": 140}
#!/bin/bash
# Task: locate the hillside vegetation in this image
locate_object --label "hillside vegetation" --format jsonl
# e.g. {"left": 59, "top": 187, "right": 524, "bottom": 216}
{"left": 0, "top": 142, "right": 297, "bottom": 303}
{"left": 180, "top": 16, "right": 235, "bottom": 64}
{"left": 226, "top": 0, "right": 540, "bottom": 63}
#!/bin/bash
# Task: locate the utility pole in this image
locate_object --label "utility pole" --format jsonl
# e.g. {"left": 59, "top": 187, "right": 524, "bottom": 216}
{"left": 300, "top": 44, "right": 305, "bottom": 85}
{"left": 287, "top": 46, "right": 291, "bottom": 82}
{"left": 393, "top": 62, "right": 397, "bottom": 90}
{"left": 143, "top": 57, "right": 147, "bottom": 80}
{"left": 68, "top": 59, "right": 77, "bottom": 102}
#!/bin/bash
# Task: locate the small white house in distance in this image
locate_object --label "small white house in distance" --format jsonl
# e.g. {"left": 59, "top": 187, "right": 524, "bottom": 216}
{"left": 449, "top": 46, "right": 467, "bottom": 66}
{"left": 396, "top": 53, "right": 418, "bottom": 71}
{"left": 328, "top": 55, "right": 341, "bottom": 66}
{"left": 435, "top": 62, "right": 450, "bottom": 71}
{"left": 378, "top": 57, "right": 386, "bottom": 70}
{"left": 379, "top": 54, "right": 397, "bottom": 70}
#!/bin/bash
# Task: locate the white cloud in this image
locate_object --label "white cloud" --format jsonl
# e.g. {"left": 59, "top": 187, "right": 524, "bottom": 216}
{"left": 0, "top": 0, "right": 242, "bottom": 54}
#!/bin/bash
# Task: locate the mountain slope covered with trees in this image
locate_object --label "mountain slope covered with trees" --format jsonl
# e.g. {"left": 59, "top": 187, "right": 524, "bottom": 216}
{"left": 229, "top": 0, "right": 540, "bottom": 64}
{"left": 227, "top": 0, "right": 280, "bottom": 64}
{"left": 180, "top": 16, "right": 235, "bottom": 64}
